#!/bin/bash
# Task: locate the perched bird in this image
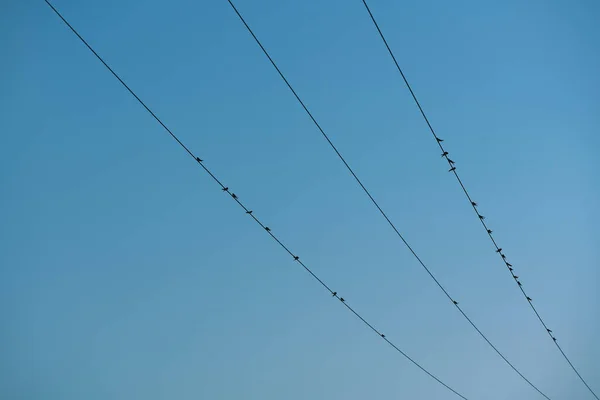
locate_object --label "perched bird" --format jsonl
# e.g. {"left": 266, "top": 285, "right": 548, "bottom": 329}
{"left": 496, "top": 248, "right": 503, "bottom": 253}
{"left": 506, "top": 262, "right": 512, "bottom": 267}
{"left": 265, "top": 227, "right": 271, "bottom": 232}
{"left": 196, "top": 157, "right": 203, "bottom": 162}
{"left": 527, "top": 297, "right": 532, "bottom": 301}
{"left": 509, "top": 267, "right": 514, "bottom": 272}
{"left": 501, "top": 254, "right": 506, "bottom": 259}
{"left": 380, "top": 334, "right": 385, "bottom": 338}
{"left": 231, "top": 193, "right": 238, "bottom": 199}
{"left": 472, "top": 201, "right": 478, "bottom": 207}
{"left": 442, "top": 151, "right": 449, "bottom": 157}
{"left": 293, "top": 256, "right": 299, "bottom": 261}
{"left": 246, "top": 210, "right": 253, "bottom": 214}
{"left": 448, "top": 158, "right": 455, "bottom": 164}
{"left": 513, "top": 275, "right": 519, "bottom": 279}
{"left": 340, "top": 297, "right": 345, "bottom": 302}
{"left": 547, "top": 329, "right": 553, "bottom": 333}
{"left": 436, "top": 137, "right": 444, "bottom": 143}
{"left": 453, "top": 300, "right": 458, "bottom": 305}
{"left": 449, "top": 167, "right": 456, "bottom": 172}
{"left": 222, "top": 187, "right": 229, "bottom": 191}
{"left": 553, "top": 337, "right": 557, "bottom": 342}
{"left": 487, "top": 229, "right": 493, "bottom": 234}
{"left": 332, "top": 292, "right": 337, "bottom": 297}
{"left": 479, "top": 215, "right": 485, "bottom": 220}
{"left": 517, "top": 281, "right": 522, "bottom": 286}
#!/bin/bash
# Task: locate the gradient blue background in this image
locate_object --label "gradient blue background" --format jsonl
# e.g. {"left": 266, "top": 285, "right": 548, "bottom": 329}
{"left": 2, "top": 0, "right": 599, "bottom": 399}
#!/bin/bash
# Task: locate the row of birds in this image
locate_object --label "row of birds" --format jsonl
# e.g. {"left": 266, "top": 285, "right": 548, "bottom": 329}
{"left": 437, "top": 141, "right": 558, "bottom": 342}
{"left": 197, "top": 152, "right": 559, "bottom": 343}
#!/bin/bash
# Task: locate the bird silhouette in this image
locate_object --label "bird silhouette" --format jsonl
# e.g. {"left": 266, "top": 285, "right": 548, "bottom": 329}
{"left": 436, "top": 137, "right": 444, "bottom": 143}
{"left": 222, "top": 187, "right": 229, "bottom": 191}
{"left": 380, "top": 334, "right": 385, "bottom": 338}
{"left": 517, "top": 281, "right": 522, "bottom": 286}
{"left": 506, "top": 262, "right": 512, "bottom": 267}
{"left": 509, "top": 267, "right": 514, "bottom": 272}
{"left": 265, "top": 227, "right": 271, "bottom": 232}
{"left": 479, "top": 215, "right": 485, "bottom": 220}
{"left": 496, "top": 248, "right": 503, "bottom": 253}
{"left": 332, "top": 292, "right": 337, "bottom": 297}
{"left": 449, "top": 167, "right": 456, "bottom": 172}
{"left": 246, "top": 210, "right": 253, "bottom": 214}
{"left": 441, "top": 151, "right": 449, "bottom": 157}
{"left": 453, "top": 300, "right": 458, "bottom": 305}
{"left": 448, "top": 158, "right": 455, "bottom": 164}
{"left": 196, "top": 157, "right": 203, "bottom": 162}
{"left": 293, "top": 256, "right": 299, "bottom": 260}
{"left": 472, "top": 201, "right": 478, "bottom": 207}
{"left": 340, "top": 297, "right": 345, "bottom": 302}
{"left": 513, "top": 275, "right": 519, "bottom": 279}
{"left": 547, "top": 329, "right": 553, "bottom": 333}
{"left": 527, "top": 297, "right": 532, "bottom": 301}
{"left": 501, "top": 254, "right": 507, "bottom": 259}
{"left": 231, "top": 193, "right": 238, "bottom": 199}
{"left": 553, "top": 337, "right": 557, "bottom": 342}
{"left": 487, "top": 229, "right": 493, "bottom": 234}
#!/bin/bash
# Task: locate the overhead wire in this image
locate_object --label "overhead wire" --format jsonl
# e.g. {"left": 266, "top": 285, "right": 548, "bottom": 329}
{"left": 359, "top": 1, "right": 599, "bottom": 398}
{"left": 221, "top": 0, "right": 551, "bottom": 398}
{"left": 43, "top": 1, "right": 470, "bottom": 398}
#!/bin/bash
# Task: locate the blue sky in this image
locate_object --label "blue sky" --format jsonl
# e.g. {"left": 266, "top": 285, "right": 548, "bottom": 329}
{"left": 1, "top": 0, "right": 599, "bottom": 398}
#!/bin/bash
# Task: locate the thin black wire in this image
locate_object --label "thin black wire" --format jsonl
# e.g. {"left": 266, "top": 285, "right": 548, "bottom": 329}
{"left": 43, "top": 1, "right": 470, "bottom": 398}
{"left": 222, "top": 1, "right": 552, "bottom": 399}
{"left": 359, "top": 1, "right": 599, "bottom": 399}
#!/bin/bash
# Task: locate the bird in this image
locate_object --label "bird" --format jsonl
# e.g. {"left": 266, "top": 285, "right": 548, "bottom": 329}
{"left": 506, "top": 262, "right": 512, "bottom": 267}
{"left": 449, "top": 167, "right": 456, "bottom": 172}
{"left": 380, "top": 334, "right": 385, "bottom": 338}
{"left": 553, "top": 337, "right": 557, "bottom": 342}
{"left": 453, "top": 300, "right": 458, "bottom": 305}
{"left": 527, "top": 297, "right": 532, "bottom": 301}
{"left": 441, "top": 151, "right": 449, "bottom": 157}
{"left": 332, "top": 292, "right": 337, "bottom": 297}
{"left": 293, "top": 256, "right": 299, "bottom": 260}
{"left": 501, "top": 254, "right": 506, "bottom": 259}
{"left": 517, "top": 281, "right": 522, "bottom": 286}
{"left": 448, "top": 158, "right": 455, "bottom": 164}
{"left": 231, "top": 193, "right": 238, "bottom": 199}
{"left": 436, "top": 137, "right": 444, "bottom": 143}
{"left": 222, "top": 187, "right": 229, "bottom": 191}
{"left": 265, "top": 227, "right": 271, "bottom": 232}
{"left": 513, "top": 275, "right": 519, "bottom": 279}
{"left": 509, "top": 267, "right": 514, "bottom": 272}
{"left": 487, "top": 229, "right": 493, "bottom": 234}
{"left": 246, "top": 210, "right": 253, "bottom": 214}
{"left": 479, "top": 215, "right": 485, "bottom": 220}
{"left": 340, "top": 297, "right": 345, "bottom": 302}
{"left": 496, "top": 248, "right": 503, "bottom": 253}
{"left": 472, "top": 201, "right": 478, "bottom": 207}
{"left": 547, "top": 329, "right": 553, "bottom": 333}
{"left": 196, "top": 157, "right": 203, "bottom": 162}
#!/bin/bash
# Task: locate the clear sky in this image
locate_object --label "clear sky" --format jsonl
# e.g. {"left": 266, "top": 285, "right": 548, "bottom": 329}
{"left": 1, "top": 0, "right": 599, "bottom": 399}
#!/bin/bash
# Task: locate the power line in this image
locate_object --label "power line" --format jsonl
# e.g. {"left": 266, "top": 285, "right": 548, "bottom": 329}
{"left": 359, "top": 1, "right": 599, "bottom": 399}
{"left": 43, "top": 1, "right": 470, "bottom": 398}
{"left": 222, "top": 0, "right": 552, "bottom": 398}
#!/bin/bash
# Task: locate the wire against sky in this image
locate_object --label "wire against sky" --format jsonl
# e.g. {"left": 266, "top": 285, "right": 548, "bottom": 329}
{"left": 359, "top": 1, "right": 599, "bottom": 398}
{"left": 42, "top": 1, "right": 470, "bottom": 398}
{"left": 222, "top": 0, "right": 551, "bottom": 398}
